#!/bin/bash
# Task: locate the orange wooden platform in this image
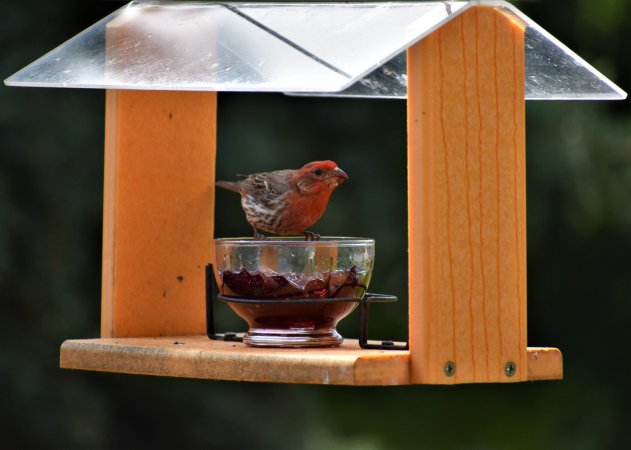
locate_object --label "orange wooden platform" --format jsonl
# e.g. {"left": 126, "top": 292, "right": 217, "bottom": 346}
{"left": 60, "top": 337, "right": 562, "bottom": 385}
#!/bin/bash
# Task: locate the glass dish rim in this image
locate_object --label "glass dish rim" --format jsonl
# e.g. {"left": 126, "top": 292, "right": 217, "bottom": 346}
{"left": 214, "top": 236, "right": 374, "bottom": 246}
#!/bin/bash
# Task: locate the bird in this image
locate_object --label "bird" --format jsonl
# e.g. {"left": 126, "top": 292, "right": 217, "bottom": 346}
{"left": 216, "top": 160, "right": 348, "bottom": 240}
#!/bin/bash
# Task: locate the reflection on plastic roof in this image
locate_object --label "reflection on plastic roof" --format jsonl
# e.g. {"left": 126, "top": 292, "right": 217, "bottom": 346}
{"left": 4, "top": 1, "right": 626, "bottom": 100}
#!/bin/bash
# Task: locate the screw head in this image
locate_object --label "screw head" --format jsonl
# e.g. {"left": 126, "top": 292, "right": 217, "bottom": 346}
{"left": 504, "top": 361, "right": 517, "bottom": 377}
{"left": 444, "top": 361, "right": 456, "bottom": 377}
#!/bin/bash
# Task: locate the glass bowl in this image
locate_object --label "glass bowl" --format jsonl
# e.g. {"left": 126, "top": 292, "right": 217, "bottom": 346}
{"left": 213, "top": 237, "right": 375, "bottom": 347}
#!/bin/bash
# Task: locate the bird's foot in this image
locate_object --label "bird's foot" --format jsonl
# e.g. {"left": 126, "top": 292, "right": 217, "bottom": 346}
{"left": 302, "top": 231, "right": 321, "bottom": 241}
{"left": 253, "top": 228, "right": 268, "bottom": 241}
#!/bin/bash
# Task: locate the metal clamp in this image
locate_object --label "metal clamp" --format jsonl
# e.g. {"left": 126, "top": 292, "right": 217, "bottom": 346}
{"left": 358, "top": 293, "right": 409, "bottom": 350}
{"left": 206, "top": 264, "right": 244, "bottom": 342}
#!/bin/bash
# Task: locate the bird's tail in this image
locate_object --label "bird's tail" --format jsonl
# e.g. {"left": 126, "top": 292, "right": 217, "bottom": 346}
{"left": 215, "top": 180, "right": 241, "bottom": 194}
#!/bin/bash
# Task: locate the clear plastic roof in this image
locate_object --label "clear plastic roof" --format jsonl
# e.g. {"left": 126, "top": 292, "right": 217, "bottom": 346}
{"left": 4, "top": 1, "right": 626, "bottom": 100}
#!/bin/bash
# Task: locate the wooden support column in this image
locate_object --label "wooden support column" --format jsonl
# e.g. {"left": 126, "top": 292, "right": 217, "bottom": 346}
{"left": 102, "top": 90, "right": 217, "bottom": 337}
{"left": 407, "top": 7, "right": 527, "bottom": 383}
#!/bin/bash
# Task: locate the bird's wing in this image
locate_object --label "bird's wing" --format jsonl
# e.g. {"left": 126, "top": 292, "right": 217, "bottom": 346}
{"left": 240, "top": 170, "right": 292, "bottom": 207}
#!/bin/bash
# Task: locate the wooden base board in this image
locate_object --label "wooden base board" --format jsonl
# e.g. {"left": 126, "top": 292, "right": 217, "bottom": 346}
{"left": 60, "top": 336, "right": 562, "bottom": 385}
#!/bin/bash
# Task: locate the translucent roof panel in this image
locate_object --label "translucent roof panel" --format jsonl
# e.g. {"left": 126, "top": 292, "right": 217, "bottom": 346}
{"left": 521, "top": 18, "right": 625, "bottom": 99}
{"left": 4, "top": 1, "right": 626, "bottom": 100}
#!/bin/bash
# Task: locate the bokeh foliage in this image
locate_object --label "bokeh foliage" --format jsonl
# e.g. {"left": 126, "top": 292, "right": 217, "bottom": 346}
{"left": 1, "top": 1, "right": 630, "bottom": 449}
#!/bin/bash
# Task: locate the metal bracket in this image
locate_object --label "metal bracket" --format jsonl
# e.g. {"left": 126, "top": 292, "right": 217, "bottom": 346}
{"left": 358, "top": 293, "right": 409, "bottom": 350}
{"left": 205, "top": 264, "right": 244, "bottom": 342}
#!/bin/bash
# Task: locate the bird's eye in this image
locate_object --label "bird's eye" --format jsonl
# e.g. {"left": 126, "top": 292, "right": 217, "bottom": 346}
{"left": 313, "top": 168, "right": 324, "bottom": 176}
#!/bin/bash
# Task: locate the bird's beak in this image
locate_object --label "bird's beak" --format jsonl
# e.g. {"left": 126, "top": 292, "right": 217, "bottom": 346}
{"left": 329, "top": 167, "right": 349, "bottom": 187}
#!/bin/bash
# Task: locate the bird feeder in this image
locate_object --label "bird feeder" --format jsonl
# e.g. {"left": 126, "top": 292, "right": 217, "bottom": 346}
{"left": 6, "top": 1, "right": 625, "bottom": 385}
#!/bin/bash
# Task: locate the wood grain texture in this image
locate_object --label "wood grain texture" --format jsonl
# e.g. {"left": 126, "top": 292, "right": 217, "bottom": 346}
{"left": 407, "top": 7, "right": 527, "bottom": 384}
{"left": 60, "top": 336, "right": 411, "bottom": 386}
{"left": 527, "top": 347, "right": 563, "bottom": 381}
{"left": 102, "top": 90, "right": 217, "bottom": 337}
{"left": 59, "top": 337, "right": 561, "bottom": 384}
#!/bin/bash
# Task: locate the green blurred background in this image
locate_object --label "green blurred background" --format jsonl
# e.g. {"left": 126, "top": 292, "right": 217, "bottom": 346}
{"left": 1, "top": 1, "right": 630, "bottom": 449}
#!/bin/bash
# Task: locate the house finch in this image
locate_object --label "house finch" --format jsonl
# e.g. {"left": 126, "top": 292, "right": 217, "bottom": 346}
{"left": 216, "top": 160, "right": 348, "bottom": 240}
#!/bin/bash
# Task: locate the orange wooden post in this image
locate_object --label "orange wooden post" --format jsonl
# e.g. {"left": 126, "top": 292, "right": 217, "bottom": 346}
{"left": 101, "top": 90, "right": 217, "bottom": 337}
{"left": 407, "top": 6, "right": 527, "bottom": 383}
